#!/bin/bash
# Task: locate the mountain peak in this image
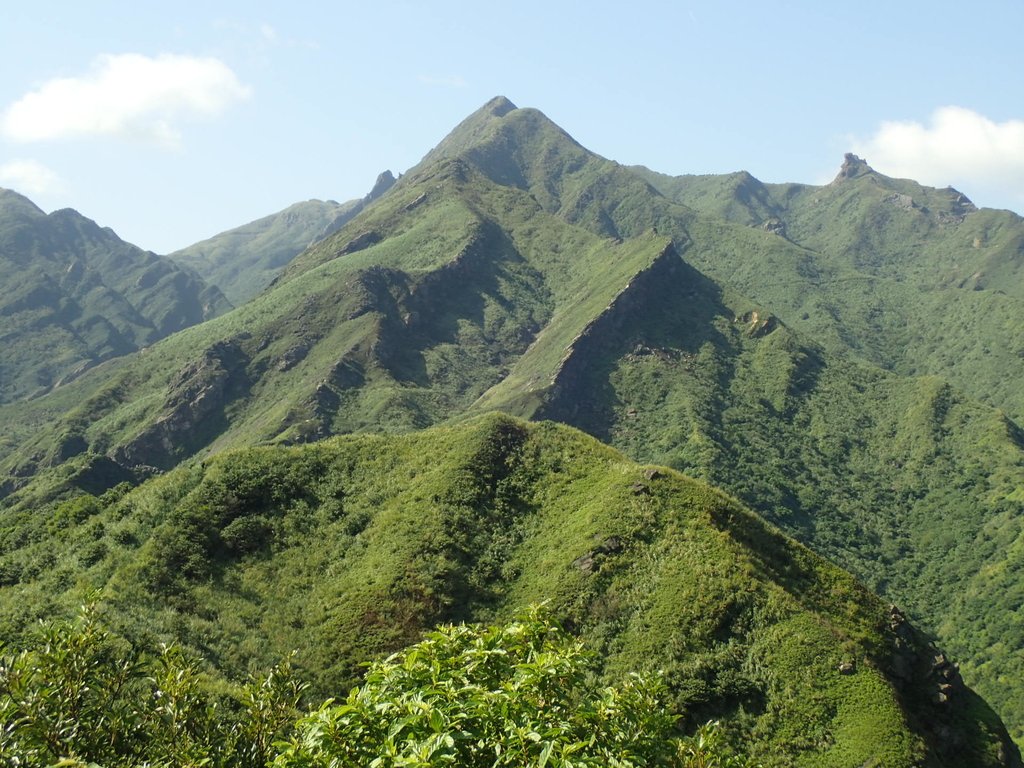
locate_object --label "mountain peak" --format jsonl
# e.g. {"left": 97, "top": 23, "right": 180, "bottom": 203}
{"left": 368, "top": 170, "right": 397, "bottom": 199}
{"left": 0, "top": 187, "right": 46, "bottom": 218}
{"left": 412, "top": 97, "right": 521, "bottom": 172}
{"left": 834, "top": 152, "right": 874, "bottom": 182}
{"left": 482, "top": 95, "right": 518, "bottom": 117}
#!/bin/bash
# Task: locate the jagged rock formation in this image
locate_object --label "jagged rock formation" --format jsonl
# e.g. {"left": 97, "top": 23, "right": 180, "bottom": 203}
{"left": 834, "top": 152, "right": 873, "bottom": 181}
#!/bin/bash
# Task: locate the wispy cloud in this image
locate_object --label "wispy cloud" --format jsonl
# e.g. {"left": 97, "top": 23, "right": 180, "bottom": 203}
{"left": 417, "top": 74, "right": 468, "bottom": 88}
{"left": 259, "top": 23, "right": 279, "bottom": 43}
{"left": 0, "top": 159, "right": 67, "bottom": 196}
{"left": 851, "top": 106, "right": 1024, "bottom": 211}
{"left": 1, "top": 53, "right": 251, "bottom": 149}
{"left": 214, "top": 19, "right": 319, "bottom": 52}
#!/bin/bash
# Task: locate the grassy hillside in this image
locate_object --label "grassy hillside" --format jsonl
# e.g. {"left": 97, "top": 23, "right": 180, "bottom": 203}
{"left": 0, "top": 188, "right": 231, "bottom": 403}
{"left": 0, "top": 415, "right": 1017, "bottom": 766}
{"left": 170, "top": 171, "right": 396, "bottom": 304}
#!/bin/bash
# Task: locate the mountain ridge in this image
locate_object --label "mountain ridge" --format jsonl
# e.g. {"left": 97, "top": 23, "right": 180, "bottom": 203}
{"left": 0, "top": 188, "right": 232, "bottom": 404}
{"left": 169, "top": 170, "right": 396, "bottom": 304}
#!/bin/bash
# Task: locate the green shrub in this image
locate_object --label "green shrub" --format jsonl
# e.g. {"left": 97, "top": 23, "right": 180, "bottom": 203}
{"left": 275, "top": 604, "right": 751, "bottom": 767}
{"left": 0, "top": 604, "right": 304, "bottom": 767}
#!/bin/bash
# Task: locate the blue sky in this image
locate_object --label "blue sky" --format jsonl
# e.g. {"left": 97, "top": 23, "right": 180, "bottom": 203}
{"left": 1, "top": 0, "right": 1022, "bottom": 253}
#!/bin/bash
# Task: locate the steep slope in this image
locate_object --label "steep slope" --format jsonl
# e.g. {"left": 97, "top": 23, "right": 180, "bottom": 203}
{"left": 170, "top": 170, "right": 396, "bottom": 304}
{"left": 632, "top": 157, "right": 1024, "bottom": 423}
{"left": 0, "top": 188, "right": 231, "bottom": 403}
{"left": 3, "top": 98, "right": 1024, "bottom": 744}
{"left": 0, "top": 415, "right": 1018, "bottom": 767}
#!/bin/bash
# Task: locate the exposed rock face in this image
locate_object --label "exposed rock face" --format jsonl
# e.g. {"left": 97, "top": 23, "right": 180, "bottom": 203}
{"left": 572, "top": 535, "right": 624, "bottom": 574}
{"left": 368, "top": 170, "right": 397, "bottom": 199}
{"left": 834, "top": 153, "right": 872, "bottom": 181}
{"left": 883, "top": 604, "right": 1021, "bottom": 764}
{"left": 338, "top": 230, "right": 382, "bottom": 256}
{"left": 884, "top": 193, "right": 916, "bottom": 210}
{"left": 938, "top": 187, "right": 978, "bottom": 225}
{"left": 948, "top": 188, "right": 977, "bottom": 215}
{"left": 737, "top": 310, "right": 778, "bottom": 338}
{"left": 114, "top": 341, "right": 250, "bottom": 470}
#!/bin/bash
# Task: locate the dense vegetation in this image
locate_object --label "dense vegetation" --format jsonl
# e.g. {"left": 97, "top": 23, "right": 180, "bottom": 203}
{"left": 0, "top": 416, "right": 1017, "bottom": 765}
{"left": 3, "top": 96, "right": 1024, "bottom": 760}
{"left": 632, "top": 157, "right": 1024, "bottom": 424}
{"left": 2, "top": 602, "right": 750, "bottom": 767}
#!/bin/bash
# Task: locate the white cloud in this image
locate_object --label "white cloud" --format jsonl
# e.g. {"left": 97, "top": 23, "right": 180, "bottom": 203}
{"left": 0, "top": 159, "right": 67, "bottom": 196}
{"left": 851, "top": 107, "right": 1024, "bottom": 212}
{"left": 1, "top": 53, "right": 251, "bottom": 148}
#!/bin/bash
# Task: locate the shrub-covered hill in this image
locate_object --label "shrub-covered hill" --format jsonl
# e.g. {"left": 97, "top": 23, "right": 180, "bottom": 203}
{"left": 0, "top": 188, "right": 231, "bottom": 404}
{"left": 2, "top": 97, "right": 1024, "bottom": 744}
{"left": 0, "top": 414, "right": 1018, "bottom": 767}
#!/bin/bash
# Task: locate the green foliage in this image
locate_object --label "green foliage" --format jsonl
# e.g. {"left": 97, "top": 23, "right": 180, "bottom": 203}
{"left": 2, "top": 98, "right": 1024, "bottom": 757}
{"left": 0, "top": 601, "right": 749, "bottom": 768}
{"left": 3, "top": 416, "right": 1010, "bottom": 765}
{"left": 0, "top": 603, "right": 304, "bottom": 768}
{"left": 275, "top": 604, "right": 734, "bottom": 767}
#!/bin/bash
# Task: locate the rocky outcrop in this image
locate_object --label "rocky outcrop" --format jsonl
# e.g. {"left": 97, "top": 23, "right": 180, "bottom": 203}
{"left": 834, "top": 153, "right": 872, "bottom": 182}
{"left": 337, "top": 230, "right": 382, "bottom": 256}
{"left": 938, "top": 187, "right": 978, "bottom": 225}
{"left": 884, "top": 193, "right": 916, "bottom": 210}
{"left": 114, "top": 340, "right": 250, "bottom": 470}
{"left": 572, "top": 535, "right": 624, "bottom": 574}
{"left": 736, "top": 310, "right": 778, "bottom": 338}
{"left": 885, "top": 604, "right": 1022, "bottom": 766}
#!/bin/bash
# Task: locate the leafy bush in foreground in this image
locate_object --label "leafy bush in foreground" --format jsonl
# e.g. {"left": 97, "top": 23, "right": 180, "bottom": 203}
{"left": 0, "top": 603, "right": 303, "bottom": 767}
{"left": 0, "top": 603, "right": 748, "bottom": 767}
{"left": 275, "top": 604, "right": 750, "bottom": 767}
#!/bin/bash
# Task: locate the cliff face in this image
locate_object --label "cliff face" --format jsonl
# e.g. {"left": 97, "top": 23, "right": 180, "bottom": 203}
{"left": 543, "top": 242, "right": 686, "bottom": 417}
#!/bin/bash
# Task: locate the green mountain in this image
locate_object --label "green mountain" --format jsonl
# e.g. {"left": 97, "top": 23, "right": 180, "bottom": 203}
{"left": 631, "top": 155, "right": 1024, "bottom": 424}
{"left": 3, "top": 96, "right": 1024, "bottom": 753}
{"left": 170, "top": 171, "right": 396, "bottom": 304}
{"left": 1, "top": 414, "right": 1018, "bottom": 766}
{"left": 0, "top": 188, "right": 231, "bottom": 403}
